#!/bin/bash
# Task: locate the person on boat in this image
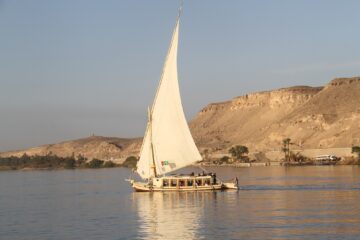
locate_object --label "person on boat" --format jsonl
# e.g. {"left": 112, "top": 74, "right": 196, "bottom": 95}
{"left": 195, "top": 179, "right": 201, "bottom": 186}
{"left": 234, "top": 177, "right": 238, "bottom": 186}
{"left": 188, "top": 179, "right": 193, "bottom": 186}
{"left": 205, "top": 179, "right": 210, "bottom": 186}
{"left": 210, "top": 173, "right": 216, "bottom": 185}
{"left": 148, "top": 178, "right": 154, "bottom": 190}
{"left": 163, "top": 180, "right": 168, "bottom": 187}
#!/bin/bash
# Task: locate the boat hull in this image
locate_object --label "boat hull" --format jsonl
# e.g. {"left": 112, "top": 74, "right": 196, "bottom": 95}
{"left": 132, "top": 181, "right": 223, "bottom": 192}
{"left": 130, "top": 175, "right": 238, "bottom": 192}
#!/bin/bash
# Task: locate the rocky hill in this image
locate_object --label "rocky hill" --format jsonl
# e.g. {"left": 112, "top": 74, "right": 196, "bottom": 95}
{"left": 1, "top": 76, "right": 359, "bottom": 161}
{"left": 0, "top": 136, "right": 142, "bottom": 163}
{"left": 191, "top": 77, "right": 360, "bottom": 153}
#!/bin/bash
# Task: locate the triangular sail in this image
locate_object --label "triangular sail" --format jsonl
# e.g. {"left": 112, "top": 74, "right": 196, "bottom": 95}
{"left": 136, "top": 18, "right": 202, "bottom": 179}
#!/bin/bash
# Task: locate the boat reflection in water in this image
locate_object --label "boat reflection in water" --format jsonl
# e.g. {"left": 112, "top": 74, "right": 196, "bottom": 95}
{"left": 132, "top": 192, "right": 215, "bottom": 240}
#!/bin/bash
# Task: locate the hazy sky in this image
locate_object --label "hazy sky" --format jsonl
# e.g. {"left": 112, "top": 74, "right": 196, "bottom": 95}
{"left": 1, "top": 0, "right": 360, "bottom": 151}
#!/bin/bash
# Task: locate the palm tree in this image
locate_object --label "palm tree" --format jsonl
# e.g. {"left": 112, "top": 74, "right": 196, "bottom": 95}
{"left": 229, "top": 145, "right": 249, "bottom": 162}
{"left": 282, "top": 138, "right": 291, "bottom": 162}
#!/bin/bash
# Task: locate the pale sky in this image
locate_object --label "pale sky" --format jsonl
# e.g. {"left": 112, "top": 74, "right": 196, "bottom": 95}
{"left": 1, "top": 0, "right": 359, "bottom": 151}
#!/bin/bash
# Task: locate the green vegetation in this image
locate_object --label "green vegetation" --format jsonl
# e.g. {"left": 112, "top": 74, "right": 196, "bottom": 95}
{"left": 121, "top": 156, "right": 138, "bottom": 168}
{"left": 229, "top": 145, "right": 249, "bottom": 162}
{"left": 289, "top": 152, "right": 311, "bottom": 163}
{"left": 219, "top": 156, "right": 230, "bottom": 164}
{"left": 86, "top": 159, "right": 104, "bottom": 168}
{"left": 0, "top": 153, "right": 119, "bottom": 170}
{"left": 352, "top": 146, "right": 360, "bottom": 164}
{"left": 76, "top": 154, "right": 87, "bottom": 167}
{"left": 282, "top": 138, "right": 291, "bottom": 162}
{"left": 64, "top": 158, "right": 76, "bottom": 169}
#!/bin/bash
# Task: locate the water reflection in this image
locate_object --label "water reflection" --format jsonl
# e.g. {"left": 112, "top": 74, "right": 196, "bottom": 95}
{"left": 131, "top": 167, "right": 360, "bottom": 240}
{"left": 132, "top": 191, "right": 217, "bottom": 240}
{"left": 2, "top": 167, "right": 360, "bottom": 239}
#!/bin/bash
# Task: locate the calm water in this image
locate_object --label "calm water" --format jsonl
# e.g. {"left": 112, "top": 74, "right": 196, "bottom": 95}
{"left": 1, "top": 166, "right": 360, "bottom": 240}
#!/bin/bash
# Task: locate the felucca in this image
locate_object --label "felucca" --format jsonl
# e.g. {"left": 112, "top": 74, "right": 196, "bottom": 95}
{"left": 129, "top": 6, "right": 238, "bottom": 192}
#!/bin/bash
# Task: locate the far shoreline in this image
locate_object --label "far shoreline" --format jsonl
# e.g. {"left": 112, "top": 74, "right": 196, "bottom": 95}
{"left": 2, "top": 162, "right": 359, "bottom": 172}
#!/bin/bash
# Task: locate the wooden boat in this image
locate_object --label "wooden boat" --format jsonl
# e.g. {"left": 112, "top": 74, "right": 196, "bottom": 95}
{"left": 130, "top": 173, "right": 238, "bottom": 192}
{"left": 128, "top": 6, "right": 238, "bottom": 192}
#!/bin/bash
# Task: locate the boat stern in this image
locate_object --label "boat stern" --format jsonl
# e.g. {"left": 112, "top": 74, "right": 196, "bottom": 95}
{"left": 222, "top": 182, "right": 238, "bottom": 190}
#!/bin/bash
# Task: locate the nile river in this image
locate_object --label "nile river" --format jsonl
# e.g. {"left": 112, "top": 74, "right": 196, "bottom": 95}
{"left": 1, "top": 166, "right": 360, "bottom": 240}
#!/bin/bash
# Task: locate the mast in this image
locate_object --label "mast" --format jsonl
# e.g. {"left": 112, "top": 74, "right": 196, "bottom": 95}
{"left": 145, "top": 5, "right": 182, "bottom": 180}
{"left": 148, "top": 107, "right": 157, "bottom": 178}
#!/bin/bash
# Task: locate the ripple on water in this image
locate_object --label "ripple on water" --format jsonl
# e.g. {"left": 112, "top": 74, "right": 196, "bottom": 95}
{"left": 1, "top": 167, "right": 360, "bottom": 240}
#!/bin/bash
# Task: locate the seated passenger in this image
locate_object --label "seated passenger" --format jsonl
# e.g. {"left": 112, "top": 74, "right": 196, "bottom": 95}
{"left": 163, "top": 180, "right": 168, "bottom": 187}
{"left": 187, "top": 180, "right": 193, "bottom": 186}
{"left": 205, "top": 179, "right": 210, "bottom": 186}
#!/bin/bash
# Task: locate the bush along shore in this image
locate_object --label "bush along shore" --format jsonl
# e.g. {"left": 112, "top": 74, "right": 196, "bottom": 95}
{"left": 0, "top": 154, "right": 138, "bottom": 170}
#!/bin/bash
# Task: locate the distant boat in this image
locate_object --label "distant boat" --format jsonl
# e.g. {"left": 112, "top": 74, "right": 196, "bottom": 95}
{"left": 129, "top": 6, "right": 237, "bottom": 192}
{"left": 313, "top": 155, "right": 339, "bottom": 165}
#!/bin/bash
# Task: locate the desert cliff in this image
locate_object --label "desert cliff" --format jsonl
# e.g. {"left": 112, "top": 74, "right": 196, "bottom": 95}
{"left": 191, "top": 77, "right": 360, "bottom": 154}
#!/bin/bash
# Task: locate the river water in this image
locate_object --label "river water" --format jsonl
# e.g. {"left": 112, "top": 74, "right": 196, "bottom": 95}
{"left": 1, "top": 166, "right": 360, "bottom": 240}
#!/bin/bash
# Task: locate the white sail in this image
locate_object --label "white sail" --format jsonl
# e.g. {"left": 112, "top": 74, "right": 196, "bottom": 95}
{"left": 136, "top": 18, "right": 202, "bottom": 179}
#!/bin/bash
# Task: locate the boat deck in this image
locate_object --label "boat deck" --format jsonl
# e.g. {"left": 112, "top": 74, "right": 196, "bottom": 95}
{"left": 131, "top": 173, "right": 238, "bottom": 192}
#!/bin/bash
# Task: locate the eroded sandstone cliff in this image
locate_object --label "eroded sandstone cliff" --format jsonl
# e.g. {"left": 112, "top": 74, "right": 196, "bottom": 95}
{"left": 190, "top": 77, "right": 360, "bottom": 153}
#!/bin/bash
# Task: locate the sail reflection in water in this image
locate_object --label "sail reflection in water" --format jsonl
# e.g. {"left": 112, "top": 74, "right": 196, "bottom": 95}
{"left": 133, "top": 192, "right": 213, "bottom": 240}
